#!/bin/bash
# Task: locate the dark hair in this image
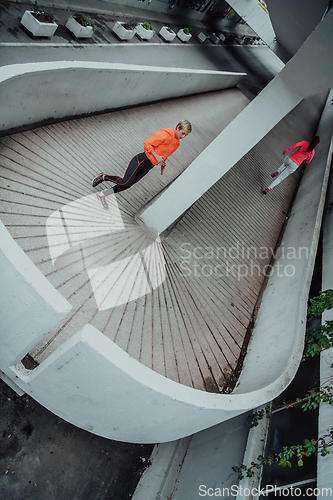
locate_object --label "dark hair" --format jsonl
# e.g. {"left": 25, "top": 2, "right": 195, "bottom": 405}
{"left": 307, "top": 136, "right": 320, "bottom": 152}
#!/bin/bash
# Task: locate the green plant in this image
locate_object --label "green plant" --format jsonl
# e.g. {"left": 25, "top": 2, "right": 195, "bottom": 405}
{"left": 231, "top": 292, "right": 333, "bottom": 481}
{"left": 232, "top": 431, "right": 333, "bottom": 480}
{"left": 245, "top": 406, "right": 271, "bottom": 428}
{"left": 245, "top": 386, "right": 333, "bottom": 427}
{"left": 295, "top": 385, "right": 333, "bottom": 411}
{"left": 307, "top": 289, "right": 333, "bottom": 321}
{"left": 302, "top": 320, "right": 333, "bottom": 361}
{"left": 183, "top": 27, "right": 190, "bottom": 35}
{"left": 231, "top": 386, "right": 333, "bottom": 479}
{"left": 142, "top": 22, "right": 151, "bottom": 30}
{"left": 73, "top": 12, "right": 94, "bottom": 28}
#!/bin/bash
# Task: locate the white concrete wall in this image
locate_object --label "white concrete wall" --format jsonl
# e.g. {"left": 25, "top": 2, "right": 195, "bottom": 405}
{"left": 0, "top": 62, "right": 245, "bottom": 132}
{"left": 226, "top": 0, "right": 276, "bottom": 45}
{"left": 266, "top": 0, "right": 328, "bottom": 56}
{"left": 171, "top": 413, "right": 250, "bottom": 499}
{"left": 0, "top": 221, "right": 72, "bottom": 372}
{"left": 318, "top": 346, "right": 333, "bottom": 496}
{"left": 10, "top": 325, "right": 245, "bottom": 443}
{"left": 317, "top": 124, "right": 333, "bottom": 496}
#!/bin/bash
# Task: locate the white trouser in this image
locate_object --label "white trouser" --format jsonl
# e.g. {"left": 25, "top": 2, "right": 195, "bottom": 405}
{"left": 268, "top": 157, "right": 298, "bottom": 190}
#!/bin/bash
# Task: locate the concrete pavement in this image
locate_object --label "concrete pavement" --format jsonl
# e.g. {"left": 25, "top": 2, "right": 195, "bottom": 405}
{"left": 0, "top": 379, "right": 154, "bottom": 500}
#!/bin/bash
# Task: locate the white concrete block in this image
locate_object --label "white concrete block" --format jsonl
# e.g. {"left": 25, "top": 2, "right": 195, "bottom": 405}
{"left": 0, "top": 221, "right": 71, "bottom": 369}
{"left": 0, "top": 62, "right": 245, "bottom": 132}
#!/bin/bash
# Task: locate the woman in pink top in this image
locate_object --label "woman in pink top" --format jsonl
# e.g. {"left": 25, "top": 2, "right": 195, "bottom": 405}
{"left": 263, "top": 136, "right": 320, "bottom": 194}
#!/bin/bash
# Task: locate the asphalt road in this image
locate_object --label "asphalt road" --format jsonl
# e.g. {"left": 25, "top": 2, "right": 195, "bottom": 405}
{"left": 0, "top": 380, "right": 153, "bottom": 500}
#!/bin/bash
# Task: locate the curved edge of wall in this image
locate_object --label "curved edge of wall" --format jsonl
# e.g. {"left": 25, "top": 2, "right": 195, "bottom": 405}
{"left": 1, "top": 94, "right": 332, "bottom": 445}
{"left": 10, "top": 90, "right": 328, "bottom": 445}
{"left": 0, "top": 109, "right": 331, "bottom": 442}
{"left": 0, "top": 221, "right": 72, "bottom": 370}
{"left": 0, "top": 61, "right": 246, "bottom": 133}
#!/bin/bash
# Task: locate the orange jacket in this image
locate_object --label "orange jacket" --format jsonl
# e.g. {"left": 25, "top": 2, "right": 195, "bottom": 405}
{"left": 144, "top": 128, "right": 180, "bottom": 165}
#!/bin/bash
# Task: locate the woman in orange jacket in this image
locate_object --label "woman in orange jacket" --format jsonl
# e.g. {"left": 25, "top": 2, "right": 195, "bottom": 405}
{"left": 92, "top": 120, "right": 191, "bottom": 206}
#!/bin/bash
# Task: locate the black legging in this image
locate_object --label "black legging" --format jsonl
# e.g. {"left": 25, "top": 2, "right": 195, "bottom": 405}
{"left": 103, "top": 152, "right": 155, "bottom": 193}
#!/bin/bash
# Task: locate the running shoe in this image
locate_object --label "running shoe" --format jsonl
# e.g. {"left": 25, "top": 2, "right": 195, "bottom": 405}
{"left": 271, "top": 172, "right": 279, "bottom": 178}
{"left": 262, "top": 188, "right": 269, "bottom": 194}
{"left": 96, "top": 192, "right": 108, "bottom": 209}
{"left": 92, "top": 173, "right": 105, "bottom": 188}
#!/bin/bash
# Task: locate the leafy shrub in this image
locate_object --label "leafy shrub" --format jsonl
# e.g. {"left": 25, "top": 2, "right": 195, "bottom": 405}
{"left": 307, "top": 289, "right": 333, "bottom": 321}
{"left": 73, "top": 12, "right": 94, "bottom": 28}
{"left": 302, "top": 320, "right": 333, "bottom": 361}
{"left": 183, "top": 27, "right": 190, "bottom": 35}
{"left": 142, "top": 22, "right": 151, "bottom": 30}
{"left": 245, "top": 406, "right": 271, "bottom": 428}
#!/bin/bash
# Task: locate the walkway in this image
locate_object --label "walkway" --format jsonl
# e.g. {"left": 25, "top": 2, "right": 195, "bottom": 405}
{"left": 0, "top": 0, "right": 283, "bottom": 102}
{"left": 0, "top": 89, "right": 326, "bottom": 392}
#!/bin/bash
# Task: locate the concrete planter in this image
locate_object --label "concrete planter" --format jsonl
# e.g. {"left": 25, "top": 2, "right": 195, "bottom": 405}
{"left": 136, "top": 23, "right": 155, "bottom": 40}
{"left": 198, "top": 32, "right": 208, "bottom": 43}
{"left": 20, "top": 10, "right": 58, "bottom": 37}
{"left": 219, "top": 33, "right": 226, "bottom": 42}
{"left": 177, "top": 29, "right": 191, "bottom": 43}
{"left": 112, "top": 21, "right": 135, "bottom": 41}
{"left": 66, "top": 16, "right": 93, "bottom": 38}
{"left": 159, "top": 26, "right": 176, "bottom": 42}
{"left": 210, "top": 33, "right": 220, "bottom": 44}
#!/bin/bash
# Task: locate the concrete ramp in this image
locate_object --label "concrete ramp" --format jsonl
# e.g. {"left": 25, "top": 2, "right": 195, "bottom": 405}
{"left": 0, "top": 88, "right": 331, "bottom": 443}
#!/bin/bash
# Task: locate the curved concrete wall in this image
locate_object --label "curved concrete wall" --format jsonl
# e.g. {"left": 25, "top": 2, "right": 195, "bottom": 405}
{"left": 1, "top": 90, "right": 331, "bottom": 442}
{"left": 0, "top": 61, "right": 245, "bottom": 133}
{"left": 0, "top": 221, "right": 72, "bottom": 370}
{"left": 0, "top": 30, "right": 332, "bottom": 441}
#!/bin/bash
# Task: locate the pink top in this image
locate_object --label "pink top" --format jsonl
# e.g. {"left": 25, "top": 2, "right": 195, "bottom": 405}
{"left": 285, "top": 141, "right": 315, "bottom": 166}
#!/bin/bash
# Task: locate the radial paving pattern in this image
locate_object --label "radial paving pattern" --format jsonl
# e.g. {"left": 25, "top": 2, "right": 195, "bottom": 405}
{"left": 0, "top": 90, "right": 326, "bottom": 392}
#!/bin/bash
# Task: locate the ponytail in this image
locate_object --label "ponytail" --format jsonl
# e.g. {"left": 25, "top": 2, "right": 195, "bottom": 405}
{"left": 307, "top": 136, "right": 320, "bottom": 152}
